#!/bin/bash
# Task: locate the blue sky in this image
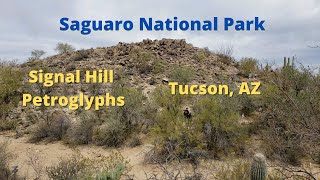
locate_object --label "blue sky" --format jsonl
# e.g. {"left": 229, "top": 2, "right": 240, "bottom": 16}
{"left": 0, "top": 0, "right": 319, "bottom": 67}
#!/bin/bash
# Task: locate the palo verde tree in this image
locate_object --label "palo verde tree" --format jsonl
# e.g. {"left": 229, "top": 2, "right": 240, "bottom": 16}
{"left": 55, "top": 43, "right": 75, "bottom": 54}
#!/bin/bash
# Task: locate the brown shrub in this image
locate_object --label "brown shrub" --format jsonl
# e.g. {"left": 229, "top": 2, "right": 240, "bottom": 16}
{"left": 30, "top": 112, "right": 71, "bottom": 142}
{"left": 0, "top": 142, "right": 12, "bottom": 180}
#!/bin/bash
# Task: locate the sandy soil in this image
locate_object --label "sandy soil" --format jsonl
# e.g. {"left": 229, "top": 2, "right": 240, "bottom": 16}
{"left": 1, "top": 131, "right": 319, "bottom": 180}
{"left": 0, "top": 131, "right": 159, "bottom": 179}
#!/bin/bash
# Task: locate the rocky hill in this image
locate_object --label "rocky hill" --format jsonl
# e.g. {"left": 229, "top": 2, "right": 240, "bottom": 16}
{"left": 2, "top": 39, "right": 320, "bottom": 180}
{"left": 24, "top": 39, "right": 239, "bottom": 86}
{"left": 12, "top": 39, "right": 241, "bottom": 138}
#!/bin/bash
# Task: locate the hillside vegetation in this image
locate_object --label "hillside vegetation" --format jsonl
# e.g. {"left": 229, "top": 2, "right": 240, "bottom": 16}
{"left": 0, "top": 39, "right": 319, "bottom": 179}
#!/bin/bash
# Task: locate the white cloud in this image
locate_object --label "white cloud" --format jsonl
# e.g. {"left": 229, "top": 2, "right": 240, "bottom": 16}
{"left": 0, "top": 0, "right": 319, "bottom": 66}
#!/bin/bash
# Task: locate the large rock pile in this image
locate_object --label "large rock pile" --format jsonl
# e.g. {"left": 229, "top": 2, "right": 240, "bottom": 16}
{"left": 26, "top": 39, "right": 238, "bottom": 80}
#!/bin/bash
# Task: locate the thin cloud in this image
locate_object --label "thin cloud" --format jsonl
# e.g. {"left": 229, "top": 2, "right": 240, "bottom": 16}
{"left": 0, "top": 0, "right": 319, "bottom": 67}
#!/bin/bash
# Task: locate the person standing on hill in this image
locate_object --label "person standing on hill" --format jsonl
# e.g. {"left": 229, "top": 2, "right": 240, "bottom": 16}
{"left": 183, "top": 108, "right": 192, "bottom": 119}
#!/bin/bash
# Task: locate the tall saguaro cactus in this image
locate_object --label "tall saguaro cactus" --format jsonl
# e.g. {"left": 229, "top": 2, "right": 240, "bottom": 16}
{"left": 284, "top": 57, "right": 287, "bottom": 68}
{"left": 283, "top": 56, "right": 295, "bottom": 69}
{"left": 250, "top": 153, "right": 267, "bottom": 180}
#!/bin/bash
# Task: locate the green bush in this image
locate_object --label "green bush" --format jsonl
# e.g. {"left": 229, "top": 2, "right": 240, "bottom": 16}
{"left": 237, "top": 94, "right": 256, "bottom": 116}
{"left": 148, "top": 86, "right": 201, "bottom": 162}
{"left": 93, "top": 119, "right": 127, "bottom": 147}
{"left": 149, "top": 86, "right": 247, "bottom": 162}
{"left": 111, "top": 84, "right": 146, "bottom": 127}
{"left": 129, "top": 48, "right": 166, "bottom": 75}
{"left": 193, "top": 96, "right": 248, "bottom": 157}
{"left": 152, "top": 85, "right": 184, "bottom": 115}
{"left": 150, "top": 108, "right": 204, "bottom": 162}
{"left": 46, "top": 154, "right": 88, "bottom": 180}
{"left": 84, "top": 151, "right": 130, "bottom": 180}
{"left": 192, "top": 51, "right": 207, "bottom": 62}
{"left": 93, "top": 85, "right": 147, "bottom": 147}
{"left": 31, "top": 49, "right": 46, "bottom": 60}
{"left": 94, "top": 166, "right": 125, "bottom": 180}
{"left": 258, "top": 66, "right": 320, "bottom": 165}
{"left": 239, "top": 57, "right": 259, "bottom": 75}
{"left": 46, "top": 151, "right": 130, "bottom": 180}
{"left": 169, "top": 66, "right": 194, "bottom": 84}
{"left": 0, "top": 61, "right": 24, "bottom": 130}
{"left": 55, "top": 42, "right": 75, "bottom": 54}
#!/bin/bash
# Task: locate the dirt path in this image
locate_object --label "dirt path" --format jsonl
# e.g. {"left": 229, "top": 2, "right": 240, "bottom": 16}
{"left": 0, "top": 131, "right": 156, "bottom": 179}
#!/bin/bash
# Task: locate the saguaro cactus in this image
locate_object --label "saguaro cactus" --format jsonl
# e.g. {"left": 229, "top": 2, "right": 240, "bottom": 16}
{"left": 283, "top": 56, "right": 295, "bottom": 69}
{"left": 250, "top": 153, "right": 267, "bottom": 180}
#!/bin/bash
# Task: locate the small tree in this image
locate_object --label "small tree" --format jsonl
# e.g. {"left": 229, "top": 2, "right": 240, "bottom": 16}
{"left": 239, "top": 57, "right": 259, "bottom": 75}
{"left": 55, "top": 43, "right": 75, "bottom": 54}
{"left": 31, "top": 49, "right": 46, "bottom": 59}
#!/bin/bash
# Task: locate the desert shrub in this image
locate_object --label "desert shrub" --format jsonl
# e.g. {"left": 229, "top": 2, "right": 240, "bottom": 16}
{"left": 144, "top": 160, "right": 205, "bottom": 179}
{"left": 130, "top": 48, "right": 166, "bottom": 75}
{"left": 93, "top": 167, "right": 125, "bottom": 180}
{"left": 66, "top": 64, "right": 76, "bottom": 71}
{"left": 128, "top": 136, "right": 142, "bottom": 147}
{"left": 89, "top": 83, "right": 102, "bottom": 96}
{"left": 111, "top": 84, "right": 146, "bottom": 128}
{"left": 152, "top": 58, "right": 168, "bottom": 74}
{"left": 31, "top": 49, "right": 46, "bottom": 59}
{"left": 236, "top": 94, "right": 256, "bottom": 116}
{"left": 0, "top": 61, "right": 24, "bottom": 130}
{"left": 192, "top": 51, "right": 207, "bottom": 62}
{"left": 71, "top": 49, "right": 89, "bottom": 61}
{"left": 0, "top": 61, "right": 24, "bottom": 107}
{"left": 93, "top": 119, "right": 128, "bottom": 147}
{"left": 215, "top": 160, "right": 250, "bottom": 180}
{"left": 0, "top": 142, "right": 12, "bottom": 180}
{"left": 217, "top": 53, "right": 234, "bottom": 65}
{"left": 193, "top": 96, "right": 248, "bottom": 157}
{"left": 269, "top": 165, "right": 318, "bottom": 180}
{"left": 150, "top": 108, "right": 205, "bottom": 162}
{"left": 0, "top": 118, "right": 18, "bottom": 131}
{"left": 93, "top": 85, "right": 147, "bottom": 147}
{"left": 31, "top": 112, "right": 71, "bottom": 142}
{"left": 258, "top": 66, "right": 320, "bottom": 165}
{"left": 46, "top": 151, "right": 130, "bottom": 180}
{"left": 169, "top": 66, "right": 194, "bottom": 84}
{"left": 55, "top": 42, "right": 75, "bottom": 54}
{"left": 25, "top": 66, "right": 55, "bottom": 98}
{"left": 149, "top": 86, "right": 247, "bottom": 161}
{"left": 88, "top": 151, "right": 130, "bottom": 180}
{"left": 152, "top": 85, "right": 185, "bottom": 115}
{"left": 148, "top": 86, "right": 202, "bottom": 162}
{"left": 259, "top": 110, "right": 305, "bottom": 166}
{"left": 215, "top": 43, "right": 234, "bottom": 65}
{"left": 214, "top": 158, "right": 311, "bottom": 180}
{"left": 46, "top": 154, "right": 88, "bottom": 180}
{"left": 239, "top": 57, "right": 259, "bottom": 75}
{"left": 66, "top": 112, "right": 99, "bottom": 145}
